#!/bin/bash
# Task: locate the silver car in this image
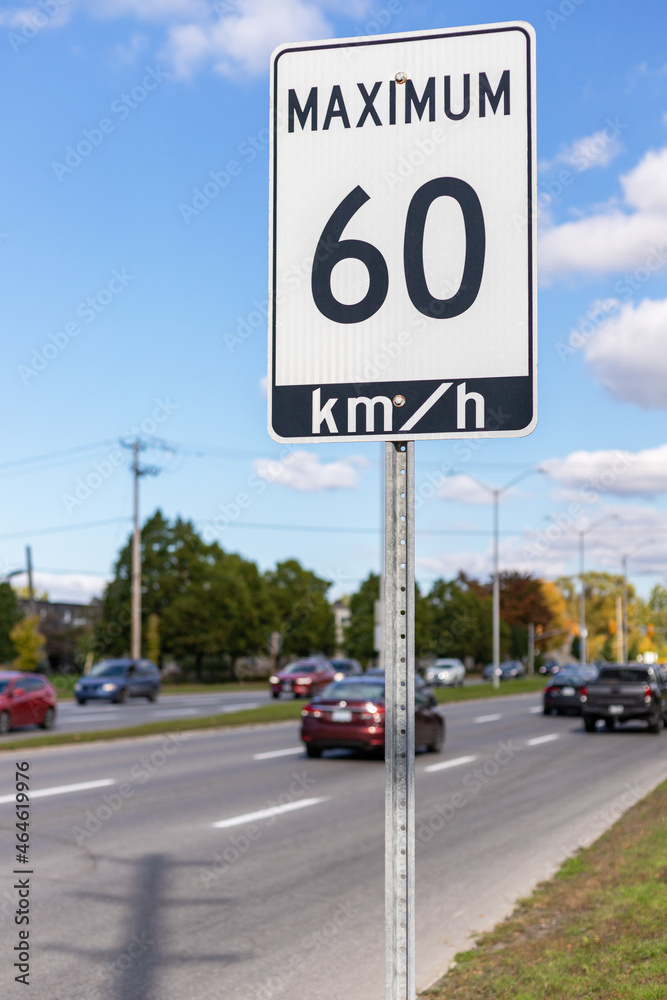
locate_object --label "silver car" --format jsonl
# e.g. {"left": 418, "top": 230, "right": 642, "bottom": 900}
{"left": 424, "top": 658, "right": 466, "bottom": 687}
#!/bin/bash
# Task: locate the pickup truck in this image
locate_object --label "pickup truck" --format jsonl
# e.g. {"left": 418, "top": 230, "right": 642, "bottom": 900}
{"left": 582, "top": 664, "right": 667, "bottom": 733}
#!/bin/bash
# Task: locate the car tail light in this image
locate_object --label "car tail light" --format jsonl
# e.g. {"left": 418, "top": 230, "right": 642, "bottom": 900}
{"left": 580, "top": 686, "right": 587, "bottom": 702}
{"left": 644, "top": 684, "right": 652, "bottom": 704}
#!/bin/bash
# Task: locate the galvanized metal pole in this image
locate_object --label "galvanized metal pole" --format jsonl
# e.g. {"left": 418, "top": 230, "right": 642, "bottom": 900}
{"left": 385, "top": 440, "right": 415, "bottom": 1000}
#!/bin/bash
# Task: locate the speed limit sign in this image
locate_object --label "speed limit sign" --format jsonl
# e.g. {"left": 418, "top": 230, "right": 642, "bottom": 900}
{"left": 268, "top": 22, "right": 536, "bottom": 442}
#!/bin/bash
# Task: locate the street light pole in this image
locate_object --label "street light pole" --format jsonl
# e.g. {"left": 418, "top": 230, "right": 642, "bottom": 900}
{"left": 448, "top": 468, "right": 542, "bottom": 690}
{"left": 573, "top": 514, "right": 618, "bottom": 666}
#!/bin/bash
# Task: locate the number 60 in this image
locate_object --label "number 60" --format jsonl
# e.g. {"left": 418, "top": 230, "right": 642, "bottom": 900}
{"left": 311, "top": 177, "right": 485, "bottom": 325}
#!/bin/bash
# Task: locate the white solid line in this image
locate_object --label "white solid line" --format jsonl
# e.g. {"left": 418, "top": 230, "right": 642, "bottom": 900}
{"left": 474, "top": 714, "right": 502, "bottom": 723}
{"left": 424, "top": 755, "right": 477, "bottom": 773}
{"left": 400, "top": 382, "right": 453, "bottom": 431}
{"left": 219, "top": 703, "right": 260, "bottom": 713}
{"left": 254, "top": 747, "right": 303, "bottom": 760}
{"left": 529, "top": 706, "right": 542, "bottom": 714}
{"left": 0, "top": 778, "right": 116, "bottom": 805}
{"left": 526, "top": 733, "right": 559, "bottom": 746}
{"left": 213, "top": 797, "right": 327, "bottom": 829}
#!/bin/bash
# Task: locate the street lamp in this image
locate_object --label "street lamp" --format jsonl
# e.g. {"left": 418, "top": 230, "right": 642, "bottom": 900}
{"left": 603, "top": 539, "right": 654, "bottom": 662}
{"left": 572, "top": 515, "right": 617, "bottom": 666}
{"left": 449, "top": 468, "right": 542, "bottom": 689}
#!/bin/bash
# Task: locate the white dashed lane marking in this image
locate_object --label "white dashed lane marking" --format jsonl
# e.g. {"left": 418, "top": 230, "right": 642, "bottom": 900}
{"left": 213, "top": 797, "right": 327, "bottom": 829}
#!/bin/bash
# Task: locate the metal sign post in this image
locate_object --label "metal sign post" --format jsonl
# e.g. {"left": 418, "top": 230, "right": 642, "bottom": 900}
{"left": 268, "top": 23, "right": 537, "bottom": 1000}
{"left": 384, "top": 441, "right": 415, "bottom": 999}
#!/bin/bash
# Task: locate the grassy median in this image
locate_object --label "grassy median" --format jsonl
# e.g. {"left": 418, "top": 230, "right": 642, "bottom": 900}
{"left": 0, "top": 676, "right": 549, "bottom": 751}
{"left": 421, "top": 778, "right": 667, "bottom": 1000}
{"left": 0, "top": 700, "right": 305, "bottom": 751}
{"left": 434, "top": 676, "right": 546, "bottom": 703}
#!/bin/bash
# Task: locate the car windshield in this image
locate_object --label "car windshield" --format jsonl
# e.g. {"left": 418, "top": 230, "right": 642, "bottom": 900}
{"left": 89, "top": 662, "right": 128, "bottom": 678}
{"left": 317, "top": 681, "right": 385, "bottom": 702}
{"left": 331, "top": 661, "right": 353, "bottom": 670}
{"left": 598, "top": 667, "right": 651, "bottom": 683}
{"left": 285, "top": 663, "right": 317, "bottom": 674}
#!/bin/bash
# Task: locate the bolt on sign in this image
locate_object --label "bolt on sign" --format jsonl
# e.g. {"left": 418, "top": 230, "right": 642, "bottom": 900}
{"left": 268, "top": 22, "right": 537, "bottom": 443}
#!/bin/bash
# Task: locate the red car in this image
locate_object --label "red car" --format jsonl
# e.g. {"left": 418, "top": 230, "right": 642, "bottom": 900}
{"left": 0, "top": 672, "right": 57, "bottom": 734}
{"left": 301, "top": 676, "right": 445, "bottom": 758}
{"left": 270, "top": 658, "right": 334, "bottom": 699}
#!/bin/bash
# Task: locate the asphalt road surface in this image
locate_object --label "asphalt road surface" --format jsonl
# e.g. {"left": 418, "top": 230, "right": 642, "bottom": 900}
{"left": 1, "top": 692, "right": 666, "bottom": 1000}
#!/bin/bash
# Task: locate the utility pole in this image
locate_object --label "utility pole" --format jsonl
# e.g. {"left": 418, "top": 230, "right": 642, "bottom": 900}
{"left": 122, "top": 439, "right": 161, "bottom": 662}
{"left": 602, "top": 537, "right": 652, "bottom": 665}
{"left": 25, "top": 545, "right": 35, "bottom": 616}
{"left": 132, "top": 442, "right": 141, "bottom": 661}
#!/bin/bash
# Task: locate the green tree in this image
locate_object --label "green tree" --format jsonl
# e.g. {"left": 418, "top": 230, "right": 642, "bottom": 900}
{"left": 0, "top": 583, "right": 21, "bottom": 664}
{"left": 264, "top": 559, "right": 335, "bottom": 657}
{"left": 421, "top": 576, "right": 497, "bottom": 665}
{"left": 10, "top": 616, "right": 44, "bottom": 672}
{"left": 345, "top": 572, "right": 379, "bottom": 664}
{"left": 96, "top": 511, "right": 278, "bottom": 677}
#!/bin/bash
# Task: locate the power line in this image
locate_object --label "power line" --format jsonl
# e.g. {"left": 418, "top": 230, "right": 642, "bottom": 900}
{"left": 0, "top": 516, "right": 131, "bottom": 543}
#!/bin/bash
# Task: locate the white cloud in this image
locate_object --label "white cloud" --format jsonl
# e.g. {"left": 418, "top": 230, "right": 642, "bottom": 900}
{"left": 541, "top": 443, "right": 667, "bottom": 496}
{"left": 583, "top": 297, "right": 667, "bottom": 409}
{"left": 434, "top": 475, "right": 495, "bottom": 506}
{"left": 541, "top": 128, "right": 622, "bottom": 174}
{"left": 253, "top": 449, "right": 368, "bottom": 491}
{"left": 539, "top": 146, "right": 667, "bottom": 278}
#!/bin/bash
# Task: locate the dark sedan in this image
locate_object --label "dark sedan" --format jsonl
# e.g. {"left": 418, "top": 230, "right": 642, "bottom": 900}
{"left": 300, "top": 676, "right": 445, "bottom": 758}
{"left": 74, "top": 659, "right": 161, "bottom": 704}
{"left": 543, "top": 667, "right": 598, "bottom": 715}
{"left": 269, "top": 658, "right": 334, "bottom": 699}
{"left": 482, "top": 660, "right": 526, "bottom": 681}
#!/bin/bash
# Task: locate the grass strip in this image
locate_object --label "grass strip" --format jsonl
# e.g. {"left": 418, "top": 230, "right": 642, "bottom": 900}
{"left": 434, "top": 676, "right": 546, "bottom": 703}
{"left": 421, "top": 778, "right": 667, "bottom": 1000}
{"left": 0, "top": 700, "right": 305, "bottom": 751}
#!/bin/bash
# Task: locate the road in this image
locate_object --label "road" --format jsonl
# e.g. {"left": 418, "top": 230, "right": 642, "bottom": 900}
{"left": 1, "top": 690, "right": 275, "bottom": 741}
{"left": 1, "top": 692, "right": 666, "bottom": 1000}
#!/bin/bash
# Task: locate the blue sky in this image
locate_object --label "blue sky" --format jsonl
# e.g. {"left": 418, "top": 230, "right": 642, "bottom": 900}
{"left": 1, "top": 0, "right": 667, "bottom": 605}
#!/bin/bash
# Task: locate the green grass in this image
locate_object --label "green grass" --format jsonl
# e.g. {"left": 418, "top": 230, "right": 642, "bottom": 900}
{"left": 420, "top": 778, "right": 667, "bottom": 1000}
{"left": 0, "top": 700, "right": 305, "bottom": 751}
{"left": 434, "top": 676, "right": 546, "bottom": 703}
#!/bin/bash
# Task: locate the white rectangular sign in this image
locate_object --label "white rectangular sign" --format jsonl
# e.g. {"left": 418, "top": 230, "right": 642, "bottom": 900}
{"left": 269, "top": 22, "right": 536, "bottom": 442}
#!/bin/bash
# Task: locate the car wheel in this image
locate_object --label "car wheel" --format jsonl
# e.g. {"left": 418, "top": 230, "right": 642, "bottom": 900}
{"left": 0, "top": 711, "right": 11, "bottom": 735}
{"left": 584, "top": 717, "right": 597, "bottom": 732}
{"left": 543, "top": 706, "right": 551, "bottom": 716}
{"left": 604, "top": 718, "right": 615, "bottom": 730}
{"left": 305, "top": 745, "right": 322, "bottom": 758}
{"left": 426, "top": 722, "right": 445, "bottom": 753}
{"left": 40, "top": 707, "right": 56, "bottom": 730}
{"left": 648, "top": 709, "right": 663, "bottom": 734}
{"left": 113, "top": 689, "right": 128, "bottom": 704}
{"left": 146, "top": 690, "right": 157, "bottom": 703}
{"left": 556, "top": 708, "right": 564, "bottom": 716}
{"left": 271, "top": 691, "right": 280, "bottom": 699}
{"left": 76, "top": 698, "right": 87, "bottom": 705}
